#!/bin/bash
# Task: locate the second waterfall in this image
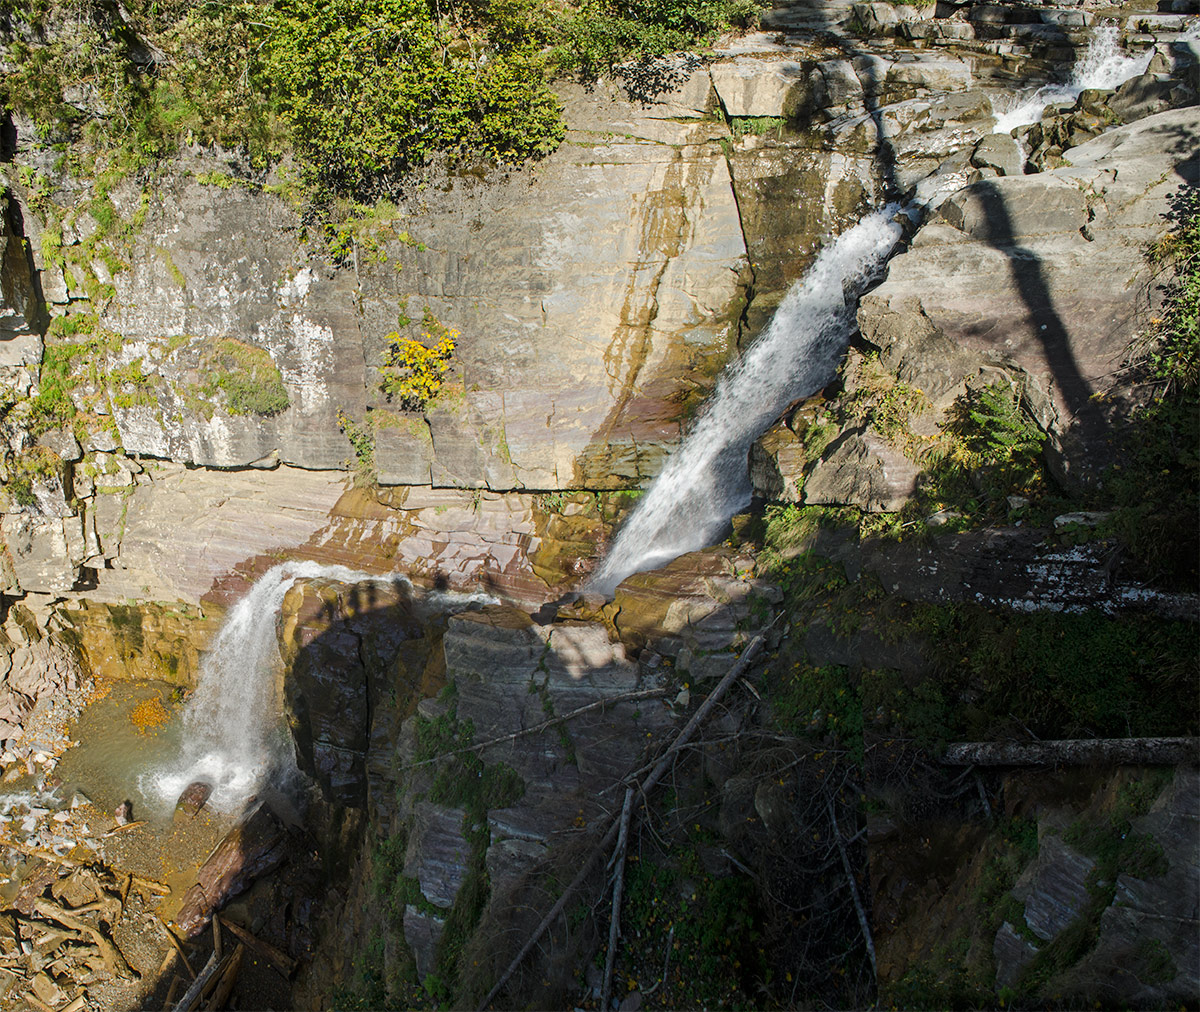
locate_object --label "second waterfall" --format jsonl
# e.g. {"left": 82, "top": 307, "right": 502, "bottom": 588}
{"left": 589, "top": 205, "right": 907, "bottom": 596}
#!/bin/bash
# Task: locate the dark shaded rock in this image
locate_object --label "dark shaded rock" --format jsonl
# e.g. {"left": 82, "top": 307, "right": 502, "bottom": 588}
{"left": 404, "top": 801, "right": 471, "bottom": 910}
{"left": 994, "top": 921, "right": 1040, "bottom": 991}
{"left": 0, "top": 193, "right": 41, "bottom": 366}
{"left": 1070, "top": 766, "right": 1200, "bottom": 1005}
{"left": 1011, "top": 831, "right": 1096, "bottom": 942}
{"left": 279, "top": 576, "right": 426, "bottom": 808}
{"left": 403, "top": 905, "right": 446, "bottom": 981}
{"left": 174, "top": 781, "right": 212, "bottom": 818}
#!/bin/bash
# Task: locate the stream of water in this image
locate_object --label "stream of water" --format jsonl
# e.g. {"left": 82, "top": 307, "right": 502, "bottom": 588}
{"left": 588, "top": 23, "right": 1163, "bottom": 596}
{"left": 141, "top": 562, "right": 376, "bottom": 814}
{"left": 588, "top": 205, "right": 907, "bottom": 596}
{"left": 992, "top": 25, "right": 1150, "bottom": 134}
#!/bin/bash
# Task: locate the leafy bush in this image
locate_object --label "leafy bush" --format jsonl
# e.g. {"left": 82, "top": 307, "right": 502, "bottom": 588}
{"left": 2, "top": 0, "right": 762, "bottom": 198}
{"left": 263, "top": 0, "right": 564, "bottom": 196}
{"left": 552, "top": 0, "right": 761, "bottom": 76}
{"left": 381, "top": 313, "right": 458, "bottom": 412}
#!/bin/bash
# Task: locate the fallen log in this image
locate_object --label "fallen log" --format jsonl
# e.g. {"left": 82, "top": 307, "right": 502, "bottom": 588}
{"left": 174, "top": 804, "right": 288, "bottom": 938}
{"left": 942, "top": 736, "right": 1200, "bottom": 767}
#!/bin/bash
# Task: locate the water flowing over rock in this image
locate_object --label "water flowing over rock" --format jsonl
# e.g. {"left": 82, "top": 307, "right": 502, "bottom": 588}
{"left": 992, "top": 25, "right": 1151, "bottom": 133}
{"left": 144, "top": 562, "right": 378, "bottom": 813}
{"left": 590, "top": 206, "right": 905, "bottom": 594}
{"left": 0, "top": 4, "right": 1195, "bottom": 1009}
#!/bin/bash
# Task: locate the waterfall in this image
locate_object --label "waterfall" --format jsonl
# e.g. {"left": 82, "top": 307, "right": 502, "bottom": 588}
{"left": 143, "top": 561, "right": 493, "bottom": 813}
{"left": 588, "top": 206, "right": 906, "bottom": 596}
{"left": 993, "top": 25, "right": 1150, "bottom": 134}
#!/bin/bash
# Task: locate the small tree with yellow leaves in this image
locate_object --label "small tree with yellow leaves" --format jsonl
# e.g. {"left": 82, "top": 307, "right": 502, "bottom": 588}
{"left": 380, "top": 310, "right": 457, "bottom": 412}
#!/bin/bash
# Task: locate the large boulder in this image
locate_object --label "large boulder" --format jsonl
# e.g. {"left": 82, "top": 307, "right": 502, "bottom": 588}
{"left": 857, "top": 107, "right": 1200, "bottom": 484}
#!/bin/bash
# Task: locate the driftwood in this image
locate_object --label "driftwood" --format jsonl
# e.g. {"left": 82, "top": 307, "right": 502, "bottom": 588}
{"left": 158, "top": 917, "right": 196, "bottom": 979}
{"left": 174, "top": 952, "right": 220, "bottom": 1012}
{"left": 0, "top": 838, "right": 81, "bottom": 869}
{"left": 103, "top": 820, "right": 147, "bottom": 837}
{"left": 942, "top": 736, "right": 1200, "bottom": 767}
{"left": 163, "top": 975, "right": 183, "bottom": 1011}
{"left": 175, "top": 804, "right": 288, "bottom": 938}
{"left": 133, "top": 876, "right": 171, "bottom": 897}
{"left": 24, "top": 992, "right": 55, "bottom": 1012}
{"left": 218, "top": 917, "right": 295, "bottom": 977}
{"left": 33, "top": 898, "right": 138, "bottom": 980}
{"left": 206, "top": 942, "right": 244, "bottom": 1010}
{"left": 199, "top": 953, "right": 231, "bottom": 1006}
{"left": 477, "top": 621, "right": 776, "bottom": 1011}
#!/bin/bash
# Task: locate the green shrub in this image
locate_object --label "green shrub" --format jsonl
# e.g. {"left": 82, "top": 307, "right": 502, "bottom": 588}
{"left": 198, "top": 338, "right": 289, "bottom": 416}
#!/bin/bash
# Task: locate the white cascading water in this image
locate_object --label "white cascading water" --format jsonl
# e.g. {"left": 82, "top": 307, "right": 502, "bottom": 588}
{"left": 993, "top": 25, "right": 1150, "bottom": 134}
{"left": 588, "top": 205, "right": 906, "bottom": 596}
{"left": 143, "top": 561, "right": 493, "bottom": 813}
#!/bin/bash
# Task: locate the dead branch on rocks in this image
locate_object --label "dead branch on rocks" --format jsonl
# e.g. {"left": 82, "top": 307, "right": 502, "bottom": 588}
{"left": 158, "top": 917, "right": 196, "bottom": 979}
{"left": 174, "top": 951, "right": 220, "bottom": 1012}
{"left": 207, "top": 941, "right": 244, "bottom": 1010}
{"left": 477, "top": 621, "right": 777, "bottom": 1011}
{"left": 942, "top": 736, "right": 1200, "bottom": 766}
{"left": 218, "top": 916, "right": 295, "bottom": 977}
{"left": 33, "top": 897, "right": 138, "bottom": 980}
{"left": 600, "top": 786, "right": 634, "bottom": 1012}
{"left": 825, "top": 795, "right": 876, "bottom": 979}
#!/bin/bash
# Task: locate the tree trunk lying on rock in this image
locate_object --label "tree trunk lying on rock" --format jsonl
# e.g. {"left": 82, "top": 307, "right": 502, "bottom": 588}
{"left": 942, "top": 737, "right": 1200, "bottom": 767}
{"left": 174, "top": 803, "right": 288, "bottom": 938}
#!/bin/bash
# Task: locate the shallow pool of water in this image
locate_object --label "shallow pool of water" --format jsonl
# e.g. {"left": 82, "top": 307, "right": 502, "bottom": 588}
{"left": 54, "top": 681, "right": 189, "bottom": 823}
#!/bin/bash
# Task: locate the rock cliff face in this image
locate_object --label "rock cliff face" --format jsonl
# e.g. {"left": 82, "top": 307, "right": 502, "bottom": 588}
{"left": 0, "top": 0, "right": 1196, "bottom": 1009}
{"left": 0, "top": 0, "right": 1193, "bottom": 615}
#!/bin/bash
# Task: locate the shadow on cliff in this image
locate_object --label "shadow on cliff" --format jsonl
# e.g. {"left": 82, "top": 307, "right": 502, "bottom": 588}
{"left": 190, "top": 564, "right": 877, "bottom": 1011}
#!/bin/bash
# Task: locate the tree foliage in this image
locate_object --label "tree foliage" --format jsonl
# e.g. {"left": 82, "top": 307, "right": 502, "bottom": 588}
{"left": 1, "top": 0, "right": 763, "bottom": 196}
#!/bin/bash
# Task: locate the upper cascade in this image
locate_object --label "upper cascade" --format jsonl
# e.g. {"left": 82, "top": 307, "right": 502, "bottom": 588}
{"left": 589, "top": 205, "right": 905, "bottom": 595}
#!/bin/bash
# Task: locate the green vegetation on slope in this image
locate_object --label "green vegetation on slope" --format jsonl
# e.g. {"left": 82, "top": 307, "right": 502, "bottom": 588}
{"left": 1107, "top": 184, "right": 1199, "bottom": 586}
{"left": 1, "top": 0, "right": 761, "bottom": 198}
